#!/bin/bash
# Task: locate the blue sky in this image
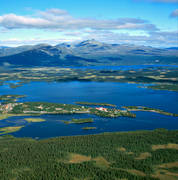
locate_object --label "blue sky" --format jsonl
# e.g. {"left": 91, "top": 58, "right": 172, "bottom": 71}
{"left": 0, "top": 0, "right": 177, "bottom": 47}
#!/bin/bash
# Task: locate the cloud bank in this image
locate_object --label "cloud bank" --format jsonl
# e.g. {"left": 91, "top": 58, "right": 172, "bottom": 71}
{"left": 82, "top": 30, "right": 178, "bottom": 47}
{"left": 0, "top": 8, "right": 177, "bottom": 47}
{"left": 0, "top": 29, "right": 177, "bottom": 47}
{"left": 0, "top": 8, "right": 158, "bottom": 31}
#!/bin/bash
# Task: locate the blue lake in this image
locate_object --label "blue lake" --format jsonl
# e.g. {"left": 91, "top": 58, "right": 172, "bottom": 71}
{"left": 68, "top": 65, "right": 178, "bottom": 70}
{"left": 0, "top": 81, "right": 178, "bottom": 139}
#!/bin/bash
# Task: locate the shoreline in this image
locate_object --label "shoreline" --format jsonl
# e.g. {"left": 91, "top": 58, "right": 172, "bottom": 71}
{"left": 0, "top": 128, "right": 176, "bottom": 140}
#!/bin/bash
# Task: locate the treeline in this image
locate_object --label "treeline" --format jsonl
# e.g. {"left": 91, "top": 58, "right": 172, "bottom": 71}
{"left": 0, "top": 129, "right": 178, "bottom": 180}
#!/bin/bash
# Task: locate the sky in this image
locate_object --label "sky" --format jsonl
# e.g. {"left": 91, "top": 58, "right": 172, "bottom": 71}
{"left": 0, "top": 0, "right": 177, "bottom": 47}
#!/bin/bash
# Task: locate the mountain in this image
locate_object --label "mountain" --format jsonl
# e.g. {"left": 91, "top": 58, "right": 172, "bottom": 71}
{"left": 0, "top": 45, "right": 35, "bottom": 57}
{"left": 0, "top": 40, "right": 177, "bottom": 67}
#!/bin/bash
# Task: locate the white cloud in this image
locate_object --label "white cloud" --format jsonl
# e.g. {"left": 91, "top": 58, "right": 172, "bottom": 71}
{"left": 0, "top": 30, "right": 177, "bottom": 47}
{"left": 82, "top": 30, "right": 178, "bottom": 47}
{"left": 43, "top": 8, "right": 68, "bottom": 16}
{"left": 0, "top": 14, "right": 50, "bottom": 29}
{"left": 0, "top": 8, "right": 177, "bottom": 47}
{"left": 0, "top": 9, "right": 158, "bottom": 31}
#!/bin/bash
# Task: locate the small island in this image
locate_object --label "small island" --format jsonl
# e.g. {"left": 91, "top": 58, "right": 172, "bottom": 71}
{"left": 62, "top": 118, "right": 94, "bottom": 124}
{"left": 0, "top": 126, "right": 24, "bottom": 135}
{"left": 82, "top": 127, "right": 97, "bottom": 130}
{"left": 123, "top": 106, "right": 178, "bottom": 117}
{"left": 0, "top": 94, "right": 26, "bottom": 103}
{"left": 24, "top": 118, "right": 46, "bottom": 123}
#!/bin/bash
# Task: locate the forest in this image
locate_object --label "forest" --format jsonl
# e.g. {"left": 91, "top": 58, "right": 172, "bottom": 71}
{"left": 0, "top": 129, "right": 178, "bottom": 180}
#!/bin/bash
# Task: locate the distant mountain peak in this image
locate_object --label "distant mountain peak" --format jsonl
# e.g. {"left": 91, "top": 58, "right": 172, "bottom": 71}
{"left": 55, "top": 43, "right": 71, "bottom": 48}
{"left": 34, "top": 43, "right": 52, "bottom": 49}
{"left": 82, "top": 39, "right": 100, "bottom": 43}
{"left": 76, "top": 39, "right": 104, "bottom": 47}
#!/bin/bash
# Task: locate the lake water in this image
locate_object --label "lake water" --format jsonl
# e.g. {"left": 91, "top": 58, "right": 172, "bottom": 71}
{"left": 0, "top": 81, "right": 178, "bottom": 139}
{"left": 68, "top": 64, "right": 178, "bottom": 70}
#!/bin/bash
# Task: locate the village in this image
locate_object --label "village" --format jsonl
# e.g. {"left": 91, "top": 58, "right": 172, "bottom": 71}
{"left": 0, "top": 100, "right": 137, "bottom": 120}
{"left": 1, "top": 100, "right": 177, "bottom": 121}
{"left": 0, "top": 103, "right": 20, "bottom": 114}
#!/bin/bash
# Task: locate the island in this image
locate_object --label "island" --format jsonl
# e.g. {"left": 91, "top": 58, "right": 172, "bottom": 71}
{"left": 123, "top": 106, "right": 178, "bottom": 117}
{"left": 62, "top": 118, "right": 94, "bottom": 124}
{"left": 0, "top": 101, "right": 137, "bottom": 121}
{"left": 0, "top": 94, "right": 26, "bottom": 103}
{"left": 0, "top": 126, "right": 24, "bottom": 135}
{"left": 82, "top": 126, "right": 97, "bottom": 130}
{"left": 24, "top": 118, "right": 46, "bottom": 123}
{"left": 0, "top": 100, "right": 177, "bottom": 124}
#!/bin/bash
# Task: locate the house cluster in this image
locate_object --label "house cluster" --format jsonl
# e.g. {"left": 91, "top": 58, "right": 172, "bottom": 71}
{"left": 96, "top": 107, "right": 108, "bottom": 112}
{"left": 0, "top": 103, "right": 18, "bottom": 113}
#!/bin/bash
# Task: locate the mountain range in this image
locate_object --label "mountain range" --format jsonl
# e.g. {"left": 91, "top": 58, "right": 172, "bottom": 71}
{"left": 0, "top": 40, "right": 177, "bottom": 67}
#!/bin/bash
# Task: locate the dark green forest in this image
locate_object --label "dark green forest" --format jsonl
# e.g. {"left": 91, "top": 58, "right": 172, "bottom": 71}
{"left": 0, "top": 129, "right": 178, "bottom": 180}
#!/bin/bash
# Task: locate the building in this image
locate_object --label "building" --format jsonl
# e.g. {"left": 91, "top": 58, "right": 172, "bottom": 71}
{"left": 96, "top": 107, "right": 108, "bottom": 112}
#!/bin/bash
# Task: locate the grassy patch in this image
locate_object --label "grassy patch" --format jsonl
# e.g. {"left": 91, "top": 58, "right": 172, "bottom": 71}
{"left": 93, "top": 157, "right": 110, "bottom": 169}
{"left": 24, "top": 118, "right": 46, "bottom": 123}
{"left": 126, "top": 169, "right": 146, "bottom": 177}
{"left": 135, "top": 152, "right": 151, "bottom": 160}
{"left": 0, "top": 114, "right": 13, "bottom": 120}
{"left": 0, "top": 126, "right": 24, "bottom": 135}
{"left": 152, "top": 169, "right": 178, "bottom": 180}
{"left": 158, "top": 162, "right": 178, "bottom": 169}
{"left": 118, "top": 147, "right": 127, "bottom": 152}
{"left": 0, "top": 113, "right": 34, "bottom": 121}
{"left": 152, "top": 144, "right": 178, "bottom": 151}
{"left": 68, "top": 153, "right": 91, "bottom": 163}
{"left": 82, "top": 127, "right": 97, "bottom": 130}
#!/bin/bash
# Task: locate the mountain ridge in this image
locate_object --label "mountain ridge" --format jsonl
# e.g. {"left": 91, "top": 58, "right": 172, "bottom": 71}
{"left": 0, "top": 40, "right": 177, "bottom": 67}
